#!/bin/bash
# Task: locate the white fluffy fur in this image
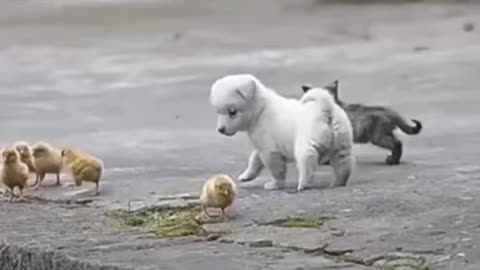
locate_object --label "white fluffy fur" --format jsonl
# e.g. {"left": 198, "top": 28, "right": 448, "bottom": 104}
{"left": 295, "top": 87, "right": 354, "bottom": 190}
{"left": 209, "top": 74, "right": 354, "bottom": 191}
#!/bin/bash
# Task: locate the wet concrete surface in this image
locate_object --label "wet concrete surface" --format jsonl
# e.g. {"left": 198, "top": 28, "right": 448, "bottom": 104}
{"left": 0, "top": 0, "right": 480, "bottom": 269}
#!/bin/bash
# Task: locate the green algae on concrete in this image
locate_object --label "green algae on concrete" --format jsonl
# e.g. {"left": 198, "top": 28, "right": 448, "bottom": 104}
{"left": 106, "top": 204, "right": 206, "bottom": 237}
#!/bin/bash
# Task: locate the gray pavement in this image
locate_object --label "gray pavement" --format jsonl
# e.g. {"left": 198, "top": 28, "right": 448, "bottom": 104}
{"left": 0, "top": 0, "right": 480, "bottom": 269}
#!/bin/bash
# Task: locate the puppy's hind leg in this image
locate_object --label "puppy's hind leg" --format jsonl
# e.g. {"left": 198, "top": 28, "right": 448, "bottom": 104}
{"left": 330, "top": 150, "right": 354, "bottom": 187}
{"left": 238, "top": 150, "right": 264, "bottom": 182}
{"left": 261, "top": 152, "right": 287, "bottom": 190}
{"left": 295, "top": 148, "right": 319, "bottom": 192}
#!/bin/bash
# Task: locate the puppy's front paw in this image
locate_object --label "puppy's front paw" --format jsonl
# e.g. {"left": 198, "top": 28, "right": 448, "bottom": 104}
{"left": 264, "top": 180, "right": 285, "bottom": 190}
{"left": 297, "top": 182, "right": 313, "bottom": 192}
{"left": 238, "top": 171, "right": 255, "bottom": 182}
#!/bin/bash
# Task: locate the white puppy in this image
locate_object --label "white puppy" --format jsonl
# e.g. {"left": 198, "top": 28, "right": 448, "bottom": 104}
{"left": 295, "top": 83, "right": 354, "bottom": 190}
{"left": 209, "top": 74, "right": 354, "bottom": 191}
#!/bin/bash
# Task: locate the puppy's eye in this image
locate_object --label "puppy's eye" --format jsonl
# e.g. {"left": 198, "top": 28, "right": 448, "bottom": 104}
{"left": 228, "top": 109, "right": 237, "bottom": 118}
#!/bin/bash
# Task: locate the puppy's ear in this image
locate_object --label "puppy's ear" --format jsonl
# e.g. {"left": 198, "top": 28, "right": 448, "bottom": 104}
{"left": 236, "top": 79, "right": 256, "bottom": 101}
{"left": 323, "top": 80, "right": 339, "bottom": 99}
{"left": 301, "top": 84, "right": 313, "bottom": 93}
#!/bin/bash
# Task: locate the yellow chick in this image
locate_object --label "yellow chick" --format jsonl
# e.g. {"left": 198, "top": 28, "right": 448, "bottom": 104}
{"left": 1, "top": 147, "right": 29, "bottom": 202}
{"left": 13, "top": 141, "right": 36, "bottom": 173}
{"left": 199, "top": 174, "right": 237, "bottom": 219}
{"left": 31, "top": 142, "right": 63, "bottom": 188}
{"left": 61, "top": 148, "right": 103, "bottom": 196}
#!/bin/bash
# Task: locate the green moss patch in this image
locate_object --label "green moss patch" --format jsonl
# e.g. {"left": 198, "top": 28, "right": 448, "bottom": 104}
{"left": 337, "top": 253, "right": 432, "bottom": 270}
{"left": 342, "top": 254, "right": 366, "bottom": 265}
{"left": 106, "top": 204, "right": 206, "bottom": 237}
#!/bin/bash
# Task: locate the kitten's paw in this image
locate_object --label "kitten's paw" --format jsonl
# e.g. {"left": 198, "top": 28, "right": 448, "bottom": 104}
{"left": 264, "top": 180, "right": 285, "bottom": 190}
{"left": 385, "top": 156, "right": 400, "bottom": 165}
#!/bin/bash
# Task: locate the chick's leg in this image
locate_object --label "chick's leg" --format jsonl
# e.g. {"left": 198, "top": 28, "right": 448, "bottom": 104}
{"left": 202, "top": 205, "right": 211, "bottom": 218}
{"left": 30, "top": 173, "right": 40, "bottom": 188}
{"left": 221, "top": 208, "right": 229, "bottom": 221}
{"left": 94, "top": 182, "right": 100, "bottom": 196}
{"left": 56, "top": 172, "right": 61, "bottom": 185}
{"left": 8, "top": 188, "right": 15, "bottom": 202}
{"left": 32, "top": 172, "right": 45, "bottom": 190}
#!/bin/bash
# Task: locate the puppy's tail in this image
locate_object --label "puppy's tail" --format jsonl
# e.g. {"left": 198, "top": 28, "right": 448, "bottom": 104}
{"left": 300, "top": 88, "right": 336, "bottom": 116}
{"left": 390, "top": 111, "right": 422, "bottom": 135}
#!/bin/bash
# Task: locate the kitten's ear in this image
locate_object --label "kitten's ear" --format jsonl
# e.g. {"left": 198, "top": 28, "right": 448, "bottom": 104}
{"left": 323, "top": 80, "right": 339, "bottom": 98}
{"left": 301, "top": 84, "right": 313, "bottom": 93}
{"left": 236, "top": 78, "right": 256, "bottom": 101}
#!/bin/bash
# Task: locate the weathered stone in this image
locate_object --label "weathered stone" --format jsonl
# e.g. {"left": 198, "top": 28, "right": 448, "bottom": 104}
{"left": 0, "top": 242, "right": 132, "bottom": 270}
{"left": 248, "top": 240, "right": 273, "bottom": 248}
{"left": 206, "top": 234, "right": 221, "bottom": 241}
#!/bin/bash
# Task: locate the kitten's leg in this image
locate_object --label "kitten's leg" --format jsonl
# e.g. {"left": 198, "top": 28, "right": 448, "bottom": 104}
{"left": 371, "top": 134, "right": 402, "bottom": 165}
{"left": 330, "top": 150, "right": 354, "bottom": 187}
{"left": 260, "top": 152, "right": 287, "bottom": 190}
{"left": 238, "top": 150, "right": 264, "bottom": 182}
{"left": 386, "top": 135, "right": 402, "bottom": 165}
{"left": 295, "top": 148, "right": 318, "bottom": 192}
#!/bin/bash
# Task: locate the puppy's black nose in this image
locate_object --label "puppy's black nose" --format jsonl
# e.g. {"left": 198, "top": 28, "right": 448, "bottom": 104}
{"left": 218, "top": 127, "right": 226, "bottom": 134}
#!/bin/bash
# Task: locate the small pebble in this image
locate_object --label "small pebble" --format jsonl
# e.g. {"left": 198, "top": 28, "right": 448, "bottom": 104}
{"left": 219, "top": 239, "right": 234, "bottom": 244}
{"left": 413, "top": 46, "right": 429, "bottom": 52}
{"left": 173, "top": 32, "right": 182, "bottom": 40}
{"left": 463, "top": 22, "right": 475, "bottom": 32}
{"left": 330, "top": 229, "right": 345, "bottom": 237}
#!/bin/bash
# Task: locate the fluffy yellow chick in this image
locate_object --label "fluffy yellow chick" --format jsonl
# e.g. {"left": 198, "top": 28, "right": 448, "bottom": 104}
{"left": 61, "top": 148, "right": 103, "bottom": 196}
{"left": 31, "top": 142, "right": 63, "bottom": 188}
{"left": 1, "top": 147, "right": 29, "bottom": 202}
{"left": 199, "top": 174, "right": 237, "bottom": 219}
{"left": 13, "top": 141, "right": 36, "bottom": 173}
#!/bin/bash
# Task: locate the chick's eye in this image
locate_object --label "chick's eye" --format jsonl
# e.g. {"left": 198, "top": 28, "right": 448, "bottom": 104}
{"left": 228, "top": 109, "right": 237, "bottom": 118}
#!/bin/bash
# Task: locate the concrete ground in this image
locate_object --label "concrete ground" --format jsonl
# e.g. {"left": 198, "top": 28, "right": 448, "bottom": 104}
{"left": 0, "top": 0, "right": 480, "bottom": 269}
